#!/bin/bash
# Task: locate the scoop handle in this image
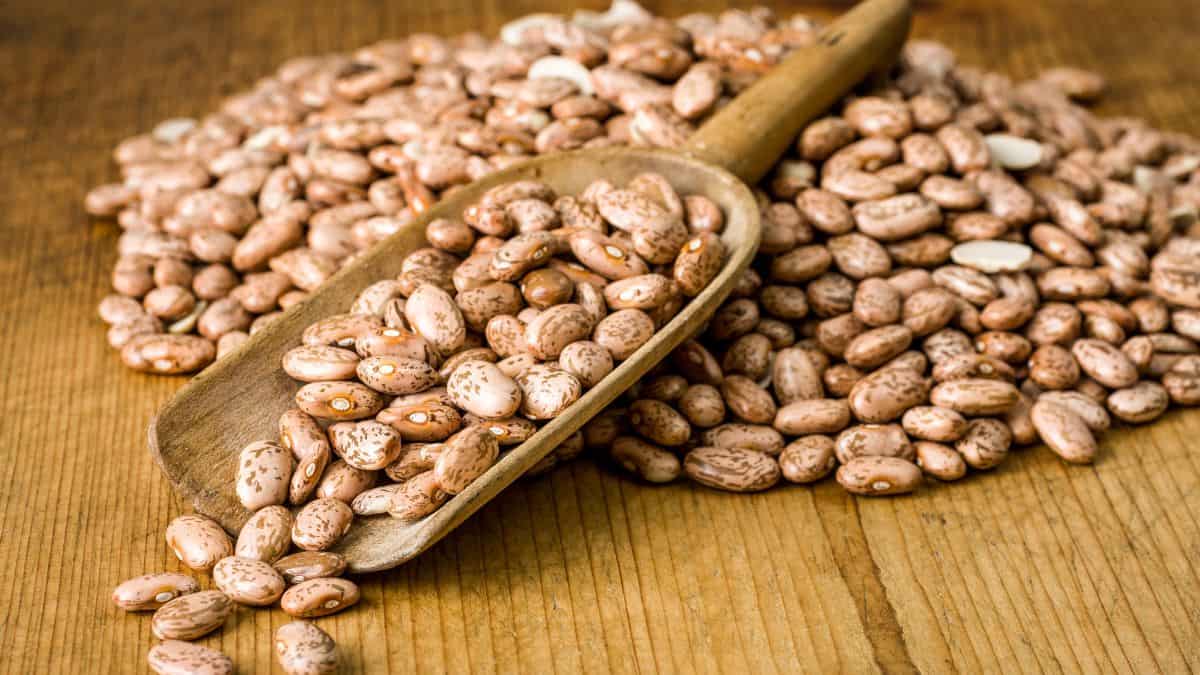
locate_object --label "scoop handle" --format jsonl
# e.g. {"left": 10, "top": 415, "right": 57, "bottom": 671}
{"left": 683, "top": 0, "right": 912, "bottom": 185}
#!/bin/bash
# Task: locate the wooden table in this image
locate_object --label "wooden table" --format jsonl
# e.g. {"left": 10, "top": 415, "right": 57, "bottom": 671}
{"left": 3, "top": 0, "right": 1199, "bottom": 672}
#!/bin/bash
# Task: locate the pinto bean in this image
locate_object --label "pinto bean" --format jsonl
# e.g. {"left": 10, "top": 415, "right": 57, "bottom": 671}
{"left": 849, "top": 366, "right": 931, "bottom": 423}
{"left": 610, "top": 436, "right": 681, "bottom": 483}
{"left": 683, "top": 446, "right": 781, "bottom": 493}
{"left": 836, "top": 456, "right": 921, "bottom": 496}
{"left": 1031, "top": 399, "right": 1097, "bottom": 464}
{"left": 955, "top": 418, "right": 1011, "bottom": 469}
{"left": 778, "top": 435, "right": 838, "bottom": 483}
{"left": 773, "top": 399, "right": 851, "bottom": 435}
{"left": 913, "top": 441, "right": 967, "bottom": 481}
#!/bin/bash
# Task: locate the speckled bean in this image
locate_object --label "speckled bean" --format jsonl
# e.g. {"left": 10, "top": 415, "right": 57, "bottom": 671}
{"left": 112, "top": 573, "right": 200, "bottom": 612}
{"left": 272, "top": 551, "right": 347, "bottom": 585}
{"left": 165, "top": 514, "right": 233, "bottom": 572}
{"left": 779, "top": 435, "right": 837, "bottom": 483}
{"left": 275, "top": 621, "right": 339, "bottom": 675}
{"left": 151, "top": 590, "right": 233, "bottom": 641}
{"left": 683, "top": 446, "right": 781, "bottom": 492}
{"left": 236, "top": 505, "right": 293, "bottom": 563}
{"left": 291, "top": 498, "right": 353, "bottom": 551}
{"left": 213, "top": 556, "right": 286, "bottom": 606}
{"left": 147, "top": 641, "right": 233, "bottom": 675}
{"left": 280, "top": 578, "right": 361, "bottom": 618}
{"left": 610, "top": 436, "right": 681, "bottom": 483}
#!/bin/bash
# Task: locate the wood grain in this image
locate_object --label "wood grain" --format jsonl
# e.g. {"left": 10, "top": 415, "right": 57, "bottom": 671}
{"left": 2, "top": 0, "right": 1199, "bottom": 672}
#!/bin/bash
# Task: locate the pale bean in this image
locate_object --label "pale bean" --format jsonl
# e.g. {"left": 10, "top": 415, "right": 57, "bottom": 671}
{"left": 778, "top": 435, "right": 838, "bottom": 484}
{"left": 610, "top": 436, "right": 681, "bottom": 483}
{"left": 272, "top": 551, "right": 347, "bottom": 585}
{"left": 624, "top": 398, "right": 687, "bottom": 445}
{"left": 1031, "top": 399, "right": 1097, "bottom": 464}
{"left": 684, "top": 446, "right": 781, "bottom": 493}
{"left": 558, "top": 340, "right": 614, "bottom": 388}
{"left": 236, "top": 441, "right": 294, "bottom": 510}
{"left": 275, "top": 621, "right": 339, "bottom": 675}
{"left": 913, "top": 441, "right": 967, "bottom": 481}
{"left": 292, "top": 498, "right": 353, "bottom": 551}
{"left": 849, "top": 367, "right": 931, "bottom": 423}
{"left": 151, "top": 590, "right": 233, "bottom": 641}
{"left": 148, "top": 641, "right": 233, "bottom": 675}
{"left": 517, "top": 366, "right": 582, "bottom": 419}
{"left": 434, "top": 425, "right": 500, "bottom": 494}
{"left": 406, "top": 283, "right": 467, "bottom": 355}
{"left": 329, "top": 420, "right": 402, "bottom": 471}
{"left": 1107, "top": 381, "right": 1169, "bottom": 423}
{"left": 1038, "top": 390, "right": 1112, "bottom": 431}
{"left": 525, "top": 303, "right": 594, "bottom": 359}
{"left": 236, "top": 506, "right": 293, "bottom": 563}
{"left": 930, "top": 378, "right": 1020, "bottom": 415}
{"left": 955, "top": 418, "right": 1011, "bottom": 469}
{"left": 677, "top": 384, "right": 726, "bottom": 428}
{"left": 835, "top": 424, "right": 914, "bottom": 464}
{"left": 281, "top": 578, "right": 361, "bottom": 618}
{"left": 1071, "top": 338, "right": 1139, "bottom": 388}
{"left": 351, "top": 485, "right": 405, "bottom": 516}
{"left": 901, "top": 406, "right": 968, "bottom": 442}
{"left": 315, "top": 460, "right": 377, "bottom": 503}
{"left": 165, "top": 514, "right": 233, "bottom": 572}
{"left": 283, "top": 345, "right": 360, "bottom": 381}
{"left": 112, "top": 573, "right": 200, "bottom": 612}
{"left": 121, "top": 334, "right": 215, "bottom": 374}
{"left": 213, "top": 556, "right": 286, "bottom": 606}
{"left": 594, "top": 308, "right": 654, "bottom": 360}
{"left": 773, "top": 399, "right": 851, "bottom": 435}
{"left": 388, "top": 471, "right": 449, "bottom": 522}
{"left": 377, "top": 402, "right": 462, "bottom": 442}
{"left": 836, "top": 456, "right": 922, "bottom": 495}
{"left": 446, "top": 359, "right": 522, "bottom": 419}
{"left": 721, "top": 375, "right": 777, "bottom": 424}
{"left": 295, "top": 381, "right": 385, "bottom": 420}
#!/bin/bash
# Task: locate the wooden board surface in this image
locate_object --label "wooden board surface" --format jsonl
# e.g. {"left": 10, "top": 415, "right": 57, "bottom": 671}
{"left": 2, "top": 0, "right": 1199, "bottom": 672}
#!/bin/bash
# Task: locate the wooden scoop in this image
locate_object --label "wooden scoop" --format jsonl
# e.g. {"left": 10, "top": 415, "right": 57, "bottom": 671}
{"left": 151, "top": 0, "right": 911, "bottom": 573}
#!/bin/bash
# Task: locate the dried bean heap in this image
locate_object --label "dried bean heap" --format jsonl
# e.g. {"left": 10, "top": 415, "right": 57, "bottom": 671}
{"left": 592, "top": 39, "right": 1200, "bottom": 495}
{"left": 108, "top": 3, "right": 1200, "bottom": 671}
{"left": 91, "top": 0, "right": 820, "bottom": 376}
